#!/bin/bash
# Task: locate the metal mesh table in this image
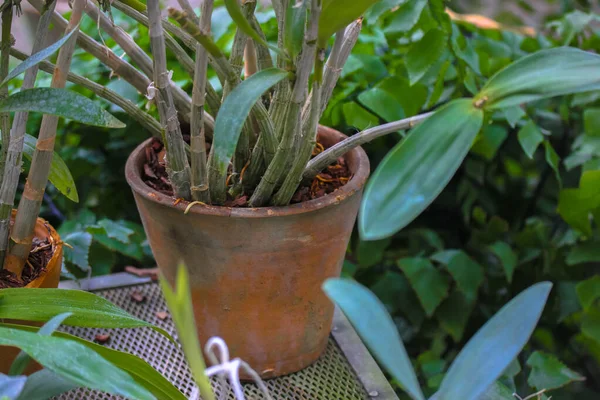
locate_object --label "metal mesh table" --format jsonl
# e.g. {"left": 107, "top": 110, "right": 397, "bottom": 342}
{"left": 57, "top": 273, "right": 398, "bottom": 400}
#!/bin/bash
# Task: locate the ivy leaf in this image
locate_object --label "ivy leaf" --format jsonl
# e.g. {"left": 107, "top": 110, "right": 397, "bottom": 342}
{"left": 526, "top": 351, "right": 585, "bottom": 390}
{"left": 558, "top": 170, "right": 600, "bottom": 235}
{"left": 397, "top": 257, "right": 450, "bottom": 317}
{"left": 489, "top": 242, "right": 518, "bottom": 283}
{"left": 443, "top": 251, "right": 483, "bottom": 302}
{"left": 88, "top": 219, "right": 134, "bottom": 244}
{"left": 436, "top": 291, "right": 474, "bottom": 342}
{"left": 384, "top": 0, "right": 427, "bottom": 33}
{"left": 62, "top": 232, "right": 92, "bottom": 272}
{"left": 517, "top": 121, "right": 544, "bottom": 159}
{"left": 576, "top": 275, "right": 600, "bottom": 312}
{"left": 406, "top": 28, "right": 446, "bottom": 85}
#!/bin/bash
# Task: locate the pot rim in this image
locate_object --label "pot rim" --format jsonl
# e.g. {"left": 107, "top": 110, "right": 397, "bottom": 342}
{"left": 125, "top": 125, "right": 370, "bottom": 219}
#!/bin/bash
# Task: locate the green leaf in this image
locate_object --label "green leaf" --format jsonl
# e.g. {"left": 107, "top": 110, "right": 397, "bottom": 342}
{"left": 343, "top": 102, "right": 379, "bottom": 129}
{"left": 478, "top": 381, "right": 516, "bottom": 400}
{"left": 476, "top": 47, "right": 600, "bottom": 110}
{"left": 471, "top": 124, "right": 508, "bottom": 161}
{"left": 436, "top": 291, "right": 474, "bottom": 342}
{"left": 359, "top": 98, "right": 484, "bottom": 240}
{"left": 318, "top": 0, "right": 378, "bottom": 46}
{"left": 406, "top": 28, "right": 446, "bottom": 85}
{"left": 517, "top": 121, "right": 544, "bottom": 159}
{"left": 0, "top": 288, "right": 173, "bottom": 342}
{"left": 427, "top": 60, "right": 451, "bottom": 108}
{"left": 582, "top": 307, "right": 600, "bottom": 345}
{"left": 93, "top": 219, "right": 135, "bottom": 243}
{"left": 284, "top": 0, "right": 307, "bottom": 60}
{"left": 159, "top": 264, "right": 215, "bottom": 400}
{"left": 17, "top": 370, "right": 78, "bottom": 400}
{"left": 365, "top": 0, "right": 404, "bottom": 21}
{"left": 557, "top": 170, "right": 600, "bottom": 235}
{"left": 0, "top": 374, "right": 26, "bottom": 400}
{"left": 526, "top": 351, "right": 585, "bottom": 390}
{"left": 0, "top": 326, "right": 155, "bottom": 399}
{"left": 489, "top": 241, "right": 517, "bottom": 283}
{"left": 567, "top": 242, "right": 600, "bottom": 265}
{"left": 544, "top": 141, "right": 562, "bottom": 187}
{"left": 224, "top": 0, "right": 276, "bottom": 52}
{"left": 397, "top": 257, "right": 450, "bottom": 317}
{"left": 356, "top": 238, "right": 391, "bottom": 268}
{"left": 9, "top": 312, "right": 73, "bottom": 376}
{"left": 62, "top": 232, "right": 92, "bottom": 272}
{"left": 322, "top": 278, "right": 425, "bottom": 400}
{"left": 444, "top": 251, "right": 483, "bottom": 302}
{"left": 0, "top": 88, "right": 125, "bottom": 128}
{"left": 211, "top": 68, "right": 288, "bottom": 177}
{"left": 436, "top": 282, "right": 553, "bottom": 400}
{"left": 358, "top": 88, "right": 405, "bottom": 122}
{"left": 502, "top": 106, "right": 526, "bottom": 128}
{"left": 576, "top": 275, "right": 600, "bottom": 312}
{"left": 1, "top": 25, "right": 80, "bottom": 86}
{"left": 384, "top": 0, "right": 427, "bottom": 33}
{"left": 2, "top": 323, "right": 185, "bottom": 400}
{"left": 584, "top": 108, "right": 600, "bottom": 137}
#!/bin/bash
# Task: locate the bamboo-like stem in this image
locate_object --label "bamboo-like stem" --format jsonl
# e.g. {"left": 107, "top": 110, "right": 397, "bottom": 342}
{"left": 245, "top": 39, "right": 258, "bottom": 77}
{"left": 0, "top": 3, "right": 12, "bottom": 184}
{"left": 6, "top": 0, "right": 85, "bottom": 278}
{"left": 249, "top": 0, "right": 321, "bottom": 207}
{"left": 176, "top": 0, "right": 199, "bottom": 25}
{"left": 249, "top": 16, "right": 273, "bottom": 71}
{"left": 303, "top": 112, "right": 434, "bottom": 179}
{"left": 189, "top": 0, "right": 213, "bottom": 203}
{"left": 10, "top": 48, "right": 162, "bottom": 137}
{"left": 147, "top": 0, "right": 191, "bottom": 199}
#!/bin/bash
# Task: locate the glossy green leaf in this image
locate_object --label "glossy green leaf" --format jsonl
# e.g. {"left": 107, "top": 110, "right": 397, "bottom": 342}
{"left": 2, "top": 323, "right": 185, "bottom": 400}
{"left": 406, "top": 29, "right": 446, "bottom": 85}
{"left": 1, "top": 25, "right": 80, "bottom": 86}
{"left": 318, "top": 0, "right": 378, "bottom": 46}
{"left": 584, "top": 108, "right": 600, "bottom": 137}
{"left": 502, "top": 106, "right": 526, "bottom": 128}
{"left": 489, "top": 241, "right": 517, "bottom": 283}
{"left": 17, "top": 370, "right": 78, "bottom": 400}
{"left": 62, "top": 232, "right": 92, "bottom": 272}
{"left": 358, "top": 88, "right": 405, "bottom": 122}
{"left": 397, "top": 257, "right": 450, "bottom": 317}
{"left": 0, "top": 326, "right": 155, "bottom": 399}
{"left": 359, "top": 98, "right": 484, "bottom": 240}
{"left": 322, "top": 278, "right": 425, "bottom": 400}
{"left": 284, "top": 0, "right": 307, "bottom": 60}
{"left": 159, "top": 264, "right": 215, "bottom": 400}
{"left": 436, "top": 282, "right": 552, "bottom": 400}
{"left": 526, "top": 351, "right": 584, "bottom": 390}
{"left": 0, "top": 374, "right": 26, "bottom": 400}
{"left": 9, "top": 312, "right": 73, "bottom": 376}
{"left": 476, "top": 47, "right": 600, "bottom": 110}
{"left": 576, "top": 275, "right": 600, "bottom": 311}
{"left": 0, "top": 288, "right": 173, "bottom": 342}
{"left": 0, "top": 88, "right": 125, "bottom": 128}
{"left": 211, "top": 68, "right": 288, "bottom": 177}
{"left": 384, "top": 0, "right": 427, "bottom": 33}
{"left": 517, "top": 121, "right": 544, "bottom": 159}
{"left": 342, "top": 102, "right": 379, "bottom": 129}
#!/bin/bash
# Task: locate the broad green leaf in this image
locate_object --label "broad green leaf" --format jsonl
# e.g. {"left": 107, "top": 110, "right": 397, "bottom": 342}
{"left": 318, "top": 0, "right": 378, "bottom": 46}
{"left": 358, "top": 88, "right": 405, "bottom": 122}
{"left": 502, "top": 106, "right": 525, "bottom": 128}
{"left": 526, "top": 351, "right": 584, "bottom": 390}
{"left": 375, "top": 76, "right": 428, "bottom": 116}
{"left": 584, "top": 108, "right": 600, "bottom": 137}
{"left": 557, "top": 170, "right": 600, "bottom": 235}
{"left": 359, "top": 99, "right": 484, "bottom": 240}
{"left": 576, "top": 275, "right": 600, "bottom": 311}
{"left": 210, "top": 68, "right": 288, "bottom": 176}
{"left": 406, "top": 28, "right": 446, "bottom": 85}
{"left": 92, "top": 219, "right": 135, "bottom": 244}
{"left": 436, "top": 291, "right": 474, "bottom": 342}
{"left": 476, "top": 47, "right": 600, "bottom": 110}
{"left": 489, "top": 241, "right": 517, "bottom": 283}
{"left": 517, "top": 121, "right": 544, "bottom": 159}
{"left": 322, "top": 278, "right": 425, "bottom": 400}
{"left": 0, "top": 134, "right": 79, "bottom": 202}
{"left": 9, "top": 312, "right": 73, "bottom": 376}
{"left": 17, "top": 370, "right": 78, "bottom": 400}
{"left": 436, "top": 282, "right": 552, "bottom": 400}
{"left": 397, "top": 257, "right": 450, "bottom": 317}
{"left": 343, "top": 102, "right": 379, "bottom": 129}
{"left": 1, "top": 25, "right": 80, "bottom": 86}
{"left": 62, "top": 232, "right": 92, "bottom": 272}
{"left": 444, "top": 251, "right": 483, "bottom": 302}
{"left": 365, "top": 0, "right": 404, "bottom": 21}
{"left": 566, "top": 242, "right": 600, "bottom": 265}
{"left": 159, "top": 264, "right": 215, "bottom": 400}
{"left": 0, "top": 88, "right": 124, "bottom": 128}
{"left": 0, "top": 375, "right": 26, "bottom": 400}
{"left": 284, "top": 0, "right": 307, "bottom": 60}
{"left": 2, "top": 323, "right": 185, "bottom": 400}
{"left": 0, "top": 326, "right": 155, "bottom": 399}
{"left": 384, "top": 0, "right": 427, "bottom": 33}
{"left": 0, "top": 288, "right": 173, "bottom": 342}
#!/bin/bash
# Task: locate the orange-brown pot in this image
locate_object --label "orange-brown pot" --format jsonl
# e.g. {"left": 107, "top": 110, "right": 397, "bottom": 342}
{"left": 126, "top": 126, "right": 369, "bottom": 378}
{"left": 0, "top": 213, "right": 63, "bottom": 374}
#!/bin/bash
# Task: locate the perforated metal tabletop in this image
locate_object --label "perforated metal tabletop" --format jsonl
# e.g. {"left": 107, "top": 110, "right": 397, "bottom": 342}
{"left": 58, "top": 273, "right": 398, "bottom": 400}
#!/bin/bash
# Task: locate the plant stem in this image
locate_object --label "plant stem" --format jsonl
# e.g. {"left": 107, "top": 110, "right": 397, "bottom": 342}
{"left": 147, "top": 0, "right": 191, "bottom": 199}
{"left": 6, "top": 0, "right": 85, "bottom": 278}
{"left": 189, "top": 0, "right": 213, "bottom": 203}
{"left": 176, "top": 0, "right": 199, "bottom": 25}
{"left": 303, "top": 112, "right": 434, "bottom": 180}
{"left": 0, "top": 2, "right": 12, "bottom": 184}
{"left": 248, "top": 0, "right": 321, "bottom": 207}
{"left": 249, "top": 15, "right": 273, "bottom": 71}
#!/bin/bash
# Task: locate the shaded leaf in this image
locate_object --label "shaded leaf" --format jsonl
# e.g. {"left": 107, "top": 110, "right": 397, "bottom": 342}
{"left": 567, "top": 242, "right": 600, "bottom": 265}
{"left": 517, "top": 121, "right": 544, "bottom": 159}
{"left": 406, "top": 28, "right": 446, "bottom": 85}
{"left": 445, "top": 251, "right": 484, "bottom": 302}
{"left": 322, "top": 278, "right": 425, "bottom": 400}
{"left": 576, "top": 275, "right": 600, "bottom": 312}
{"left": 584, "top": 108, "right": 600, "bottom": 137}
{"left": 62, "top": 232, "right": 92, "bottom": 272}
{"left": 503, "top": 106, "right": 525, "bottom": 128}
{"left": 489, "top": 241, "right": 517, "bottom": 283}
{"left": 397, "top": 257, "right": 450, "bottom": 317}
{"left": 582, "top": 307, "right": 600, "bottom": 345}
{"left": 544, "top": 141, "right": 562, "bottom": 187}
{"left": 356, "top": 238, "right": 391, "bottom": 268}
{"left": 436, "top": 291, "right": 474, "bottom": 342}
{"left": 526, "top": 351, "right": 585, "bottom": 390}
{"left": 478, "top": 381, "right": 516, "bottom": 400}
{"left": 17, "top": 370, "right": 78, "bottom": 400}
{"left": 471, "top": 124, "right": 508, "bottom": 161}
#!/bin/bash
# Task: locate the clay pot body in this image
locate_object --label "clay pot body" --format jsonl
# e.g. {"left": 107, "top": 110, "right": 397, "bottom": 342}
{"left": 126, "top": 126, "right": 369, "bottom": 378}
{"left": 0, "top": 214, "right": 64, "bottom": 374}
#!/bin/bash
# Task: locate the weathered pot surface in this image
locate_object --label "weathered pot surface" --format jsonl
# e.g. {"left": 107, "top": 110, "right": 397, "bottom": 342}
{"left": 0, "top": 213, "right": 64, "bottom": 375}
{"left": 125, "top": 126, "right": 369, "bottom": 378}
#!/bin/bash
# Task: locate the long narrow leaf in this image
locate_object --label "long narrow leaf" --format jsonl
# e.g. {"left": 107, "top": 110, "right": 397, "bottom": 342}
{"left": 359, "top": 98, "right": 483, "bottom": 240}
{"left": 224, "top": 0, "right": 283, "bottom": 56}
{"left": 1, "top": 323, "right": 186, "bottom": 400}
{"left": 476, "top": 47, "right": 600, "bottom": 110}
{"left": 0, "top": 326, "right": 155, "bottom": 400}
{"left": 210, "top": 68, "right": 288, "bottom": 176}
{"left": 0, "top": 288, "right": 174, "bottom": 343}
{"left": 437, "top": 282, "right": 553, "bottom": 400}
{"left": 1, "top": 24, "right": 80, "bottom": 87}
{"left": 17, "top": 370, "right": 78, "bottom": 400}
{"left": 0, "top": 374, "right": 26, "bottom": 400}
{"left": 323, "top": 278, "right": 425, "bottom": 400}
{"left": 0, "top": 88, "right": 125, "bottom": 128}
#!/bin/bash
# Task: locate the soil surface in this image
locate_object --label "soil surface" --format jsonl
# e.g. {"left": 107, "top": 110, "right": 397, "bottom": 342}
{"left": 142, "top": 138, "right": 351, "bottom": 207}
{"left": 0, "top": 236, "right": 55, "bottom": 288}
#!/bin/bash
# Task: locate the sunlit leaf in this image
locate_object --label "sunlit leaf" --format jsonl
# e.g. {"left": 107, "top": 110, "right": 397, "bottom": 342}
{"left": 318, "top": 0, "right": 378, "bottom": 46}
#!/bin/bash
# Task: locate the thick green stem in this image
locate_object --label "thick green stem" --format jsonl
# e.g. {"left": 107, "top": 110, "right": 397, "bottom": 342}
{"left": 148, "top": 0, "right": 191, "bottom": 199}
{"left": 7, "top": 0, "right": 85, "bottom": 278}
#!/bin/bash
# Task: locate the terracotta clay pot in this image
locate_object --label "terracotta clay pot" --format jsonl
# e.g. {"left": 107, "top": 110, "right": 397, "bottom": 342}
{"left": 125, "top": 126, "right": 369, "bottom": 378}
{"left": 0, "top": 212, "right": 64, "bottom": 374}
